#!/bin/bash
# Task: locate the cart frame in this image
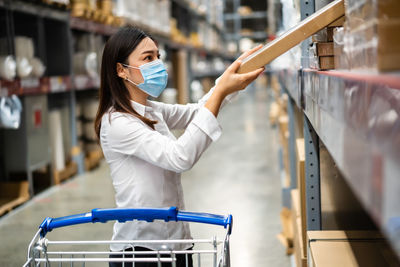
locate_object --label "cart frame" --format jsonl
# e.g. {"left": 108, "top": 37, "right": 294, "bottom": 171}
{"left": 24, "top": 206, "right": 232, "bottom": 267}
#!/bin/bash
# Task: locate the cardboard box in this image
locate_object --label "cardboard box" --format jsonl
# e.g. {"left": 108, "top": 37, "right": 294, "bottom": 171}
{"left": 279, "top": 115, "right": 290, "bottom": 184}
{"left": 319, "top": 56, "right": 335, "bottom": 70}
{"left": 347, "top": 18, "right": 400, "bottom": 71}
{"left": 238, "top": 0, "right": 344, "bottom": 73}
{"left": 278, "top": 207, "right": 294, "bottom": 254}
{"left": 316, "top": 42, "right": 334, "bottom": 56}
{"left": 307, "top": 231, "right": 396, "bottom": 267}
{"left": 294, "top": 217, "right": 307, "bottom": 267}
{"left": 292, "top": 189, "right": 307, "bottom": 267}
{"left": 345, "top": 0, "right": 400, "bottom": 29}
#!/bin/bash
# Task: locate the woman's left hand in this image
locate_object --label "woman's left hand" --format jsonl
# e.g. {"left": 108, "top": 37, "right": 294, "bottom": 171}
{"left": 214, "top": 45, "right": 265, "bottom": 98}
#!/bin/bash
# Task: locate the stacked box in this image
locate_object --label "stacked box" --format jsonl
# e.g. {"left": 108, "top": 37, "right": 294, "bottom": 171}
{"left": 343, "top": 0, "right": 400, "bottom": 71}
{"left": 292, "top": 189, "right": 307, "bottom": 267}
{"left": 307, "top": 231, "right": 398, "bottom": 266}
{"left": 309, "top": 42, "right": 336, "bottom": 70}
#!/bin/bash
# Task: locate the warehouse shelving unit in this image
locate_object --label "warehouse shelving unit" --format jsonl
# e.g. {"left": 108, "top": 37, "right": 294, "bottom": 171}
{"left": 0, "top": 0, "right": 232, "bottom": 212}
{"left": 223, "top": 0, "right": 270, "bottom": 53}
{"left": 275, "top": 0, "right": 400, "bottom": 264}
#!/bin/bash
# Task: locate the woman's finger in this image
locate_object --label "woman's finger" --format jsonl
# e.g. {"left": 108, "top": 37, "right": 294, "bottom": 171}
{"left": 226, "top": 60, "right": 242, "bottom": 73}
{"left": 241, "top": 67, "right": 265, "bottom": 81}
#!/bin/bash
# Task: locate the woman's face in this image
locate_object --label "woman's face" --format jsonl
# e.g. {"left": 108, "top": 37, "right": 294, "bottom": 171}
{"left": 122, "top": 37, "right": 160, "bottom": 85}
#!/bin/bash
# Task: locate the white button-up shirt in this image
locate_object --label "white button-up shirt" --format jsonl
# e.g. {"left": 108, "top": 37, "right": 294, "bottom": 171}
{"left": 100, "top": 85, "right": 236, "bottom": 251}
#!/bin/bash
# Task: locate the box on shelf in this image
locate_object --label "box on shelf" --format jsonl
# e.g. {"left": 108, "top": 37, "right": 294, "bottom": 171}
{"left": 309, "top": 42, "right": 336, "bottom": 70}
{"left": 292, "top": 189, "right": 307, "bottom": 267}
{"left": 238, "top": 0, "right": 345, "bottom": 73}
{"left": 345, "top": 18, "right": 400, "bottom": 71}
{"left": 307, "top": 231, "right": 398, "bottom": 267}
{"left": 279, "top": 115, "right": 290, "bottom": 185}
{"left": 277, "top": 207, "right": 294, "bottom": 255}
{"left": 345, "top": 0, "right": 400, "bottom": 29}
{"left": 333, "top": 27, "right": 350, "bottom": 69}
{"left": 316, "top": 42, "right": 334, "bottom": 56}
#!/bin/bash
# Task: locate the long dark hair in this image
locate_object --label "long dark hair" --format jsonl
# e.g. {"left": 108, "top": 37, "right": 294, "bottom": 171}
{"left": 95, "top": 26, "right": 157, "bottom": 139}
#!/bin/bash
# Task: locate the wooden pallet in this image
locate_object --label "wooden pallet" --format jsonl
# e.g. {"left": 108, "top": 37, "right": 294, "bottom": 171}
{"left": 85, "top": 149, "right": 103, "bottom": 171}
{"left": 53, "top": 161, "right": 78, "bottom": 185}
{"left": 0, "top": 181, "right": 30, "bottom": 217}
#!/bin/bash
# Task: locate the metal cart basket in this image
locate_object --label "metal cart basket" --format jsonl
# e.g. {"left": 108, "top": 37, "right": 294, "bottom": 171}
{"left": 24, "top": 207, "right": 233, "bottom": 267}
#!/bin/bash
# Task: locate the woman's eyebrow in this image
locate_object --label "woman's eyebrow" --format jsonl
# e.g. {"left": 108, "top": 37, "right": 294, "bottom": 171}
{"left": 141, "top": 50, "right": 159, "bottom": 55}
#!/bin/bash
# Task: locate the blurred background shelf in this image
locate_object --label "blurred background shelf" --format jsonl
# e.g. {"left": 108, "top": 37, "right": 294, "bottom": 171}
{"left": 0, "top": 0, "right": 239, "bottom": 207}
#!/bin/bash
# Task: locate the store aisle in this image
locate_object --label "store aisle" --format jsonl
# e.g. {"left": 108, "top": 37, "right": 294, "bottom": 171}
{"left": 0, "top": 82, "right": 289, "bottom": 267}
{"left": 182, "top": 84, "right": 289, "bottom": 266}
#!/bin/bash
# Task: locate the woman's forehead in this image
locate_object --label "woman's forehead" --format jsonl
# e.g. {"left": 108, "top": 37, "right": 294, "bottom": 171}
{"left": 135, "top": 37, "right": 158, "bottom": 53}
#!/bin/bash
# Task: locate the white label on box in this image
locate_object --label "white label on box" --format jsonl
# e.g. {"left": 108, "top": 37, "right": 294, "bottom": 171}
{"left": 50, "top": 76, "right": 67, "bottom": 92}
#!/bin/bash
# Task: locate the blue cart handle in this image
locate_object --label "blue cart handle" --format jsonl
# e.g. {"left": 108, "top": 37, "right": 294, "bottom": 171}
{"left": 39, "top": 207, "right": 232, "bottom": 237}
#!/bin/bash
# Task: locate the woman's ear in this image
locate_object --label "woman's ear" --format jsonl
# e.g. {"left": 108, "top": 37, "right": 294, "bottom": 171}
{"left": 116, "top": 63, "right": 126, "bottom": 80}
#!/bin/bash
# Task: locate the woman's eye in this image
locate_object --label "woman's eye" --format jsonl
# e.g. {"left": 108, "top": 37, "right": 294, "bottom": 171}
{"left": 145, "top": 56, "right": 152, "bottom": 61}
{"left": 157, "top": 54, "right": 161, "bottom": 59}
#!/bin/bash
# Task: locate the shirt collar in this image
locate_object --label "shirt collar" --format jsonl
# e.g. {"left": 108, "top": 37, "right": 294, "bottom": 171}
{"left": 130, "top": 100, "right": 153, "bottom": 116}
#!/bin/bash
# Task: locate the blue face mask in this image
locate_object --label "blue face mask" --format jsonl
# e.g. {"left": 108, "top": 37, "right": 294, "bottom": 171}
{"left": 123, "top": 59, "right": 168, "bottom": 98}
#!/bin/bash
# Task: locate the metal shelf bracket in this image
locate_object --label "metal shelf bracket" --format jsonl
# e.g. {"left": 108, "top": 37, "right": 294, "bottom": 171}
{"left": 304, "top": 115, "right": 321, "bottom": 230}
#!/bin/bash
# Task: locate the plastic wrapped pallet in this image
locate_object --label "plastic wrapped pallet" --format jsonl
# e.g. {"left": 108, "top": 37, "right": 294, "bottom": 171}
{"left": 345, "top": 19, "right": 400, "bottom": 71}
{"left": 343, "top": 0, "right": 400, "bottom": 71}
{"left": 333, "top": 27, "right": 350, "bottom": 69}
{"left": 344, "top": 0, "right": 400, "bottom": 29}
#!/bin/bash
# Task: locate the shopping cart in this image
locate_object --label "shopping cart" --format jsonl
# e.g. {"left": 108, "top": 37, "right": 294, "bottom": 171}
{"left": 24, "top": 206, "right": 232, "bottom": 267}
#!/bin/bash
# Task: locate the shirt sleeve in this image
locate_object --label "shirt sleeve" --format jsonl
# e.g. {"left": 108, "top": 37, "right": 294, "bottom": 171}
{"left": 107, "top": 107, "right": 222, "bottom": 173}
{"left": 157, "top": 77, "right": 239, "bottom": 130}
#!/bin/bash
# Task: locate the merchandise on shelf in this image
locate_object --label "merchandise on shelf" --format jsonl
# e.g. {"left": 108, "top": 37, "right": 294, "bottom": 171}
{"left": 29, "top": 58, "right": 46, "bottom": 78}
{"left": 0, "top": 36, "right": 46, "bottom": 79}
{"left": 0, "top": 36, "right": 46, "bottom": 80}
{"left": 73, "top": 52, "right": 98, "bottom": 78}
{"left": 342, "top": 0, "right": 400, "bottom": 71}
{"left": 0, "top": 95, "right": 22, "bottom": 129}
{"left": 345, "top": 0, "right": 400, "bottom": 29}
{"left": 0, "top": 56, "right": 17, "bottom": 81}
{"left": 16, "top": 57, "right": 32, "bottom": 78}
{"left": 114, "top": 0, "right": 171, "bottom": 35}
{"left": 333, "top": 27, "right": 349, "bottom": 69}
{"left": 238, "top": 6, "right": 253, "bottom": 16}
{"left": 238, "top": 0, "right": 344, "bottom": 74}
{"left": 309, "top": 41, "right": 335, "bottom": 70}
{"left": 344, "top": 19, "right": 400, "bottom": 71}
{"left": 71, "top": 0, "right": 123, "bottom": 26}
{"left": 49, "top": 109, "right": 66, "bottom": 172}
{"left": 307, "top": 231, "right": 398, "bottom": 266}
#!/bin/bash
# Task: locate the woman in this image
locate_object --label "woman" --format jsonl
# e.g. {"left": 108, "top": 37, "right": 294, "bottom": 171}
{"left": 95, "top": 26, "right": 264, "bottom": 267}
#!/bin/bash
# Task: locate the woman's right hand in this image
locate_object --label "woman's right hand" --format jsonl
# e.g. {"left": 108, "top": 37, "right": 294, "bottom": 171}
{"left": 214, "top": 45, "right": 265, "bottom": 98}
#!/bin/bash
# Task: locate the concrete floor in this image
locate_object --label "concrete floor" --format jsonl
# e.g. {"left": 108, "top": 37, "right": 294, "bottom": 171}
{"left": 0, "top": 83, "right": 290, "bottom": 266}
